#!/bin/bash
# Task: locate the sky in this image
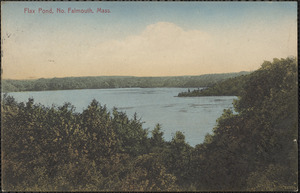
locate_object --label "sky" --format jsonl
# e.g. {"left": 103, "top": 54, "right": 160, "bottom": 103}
{"left": 1, "top": 1, "right": 297, "bottom": 79}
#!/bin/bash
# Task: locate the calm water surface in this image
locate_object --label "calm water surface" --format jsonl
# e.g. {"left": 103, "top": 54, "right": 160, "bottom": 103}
{"left": 6, "top": 88, "right": 237, "bottom": 146}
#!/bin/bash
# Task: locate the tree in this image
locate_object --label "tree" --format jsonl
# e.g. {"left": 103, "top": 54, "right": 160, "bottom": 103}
{"left": 120, "top": 153, "right": 179, "bottom": 191}
{"left": 163, "top": 131, "right": 193, "bottom": 188}
{"left": 189, "top": 57, "right": 298, "bottom": 191}
{"left": 111, "top": 109, "right": 149, "bottom": 156}
{"left": 150, "top": 123, "right": 165, "bottom": 152}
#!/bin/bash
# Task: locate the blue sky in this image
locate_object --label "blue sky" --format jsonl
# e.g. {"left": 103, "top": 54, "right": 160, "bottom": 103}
{"left": 2, "top": 1, "right": 297, "bottom": 79}
{"left": 3, "top": 2, "right": 296, "bottom": 36}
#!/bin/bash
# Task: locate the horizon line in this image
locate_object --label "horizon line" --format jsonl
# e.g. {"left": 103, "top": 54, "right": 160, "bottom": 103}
{"left": 2, "top": 71, "right": 251, "bottom": 81}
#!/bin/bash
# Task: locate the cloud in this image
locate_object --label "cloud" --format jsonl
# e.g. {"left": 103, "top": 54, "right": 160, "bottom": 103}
{"left": 87, "top": 22, "right": 215, "bottom": 76}
{"left": 3, "top": 21, "right": 297, "bottom": 79}
{"left": 85, "top": 21, "right": 297, "bottom": 76}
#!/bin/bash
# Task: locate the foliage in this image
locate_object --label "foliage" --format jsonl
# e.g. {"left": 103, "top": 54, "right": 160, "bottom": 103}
{"left": 119, "top": 153, "right": 179, "bottom": 191}
{"left": 189, "top": 57, "right": 298, "bottom": 191}
{"left": 1, "top": 95, "right": 177, "bottom": 191}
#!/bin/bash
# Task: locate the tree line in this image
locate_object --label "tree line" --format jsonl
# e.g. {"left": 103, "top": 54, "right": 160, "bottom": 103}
{"left": 2, "top": 72, "right": 249, "bottom": 92}
{"left": 178, "top": 74, "right": 249, "bottom": 97}
{"left": 1, "top": 57, "right": 297, "bottom": 191}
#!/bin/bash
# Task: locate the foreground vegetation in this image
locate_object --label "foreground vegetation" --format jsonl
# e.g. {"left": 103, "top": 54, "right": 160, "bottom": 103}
{"left": 1, "top": 58, "right": 297, "bottom": 191}
{"left": 2, "top": 72, "right": 249, "bottom": 92}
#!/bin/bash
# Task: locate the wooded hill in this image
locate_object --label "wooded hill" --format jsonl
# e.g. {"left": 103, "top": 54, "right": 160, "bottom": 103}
{"left": 178, "top": 74, "right": 249, "bottom": 96}
{"left": 2, "top": 71, "right": 249, "bottom": 92}
{"left": 2, "top": 57, "right": 297, "bottom": 191}
{"left": 179, "top": 57, "right": 297, "bottom": 97}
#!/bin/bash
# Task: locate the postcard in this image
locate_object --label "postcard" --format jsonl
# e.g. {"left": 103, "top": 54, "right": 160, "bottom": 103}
{"left": 1, "top": 1, "right": 298, "bottom": 192}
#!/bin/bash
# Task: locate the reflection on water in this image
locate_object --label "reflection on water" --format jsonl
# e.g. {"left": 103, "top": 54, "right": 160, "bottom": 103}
{"left": 5, "top": 88, "right": 237, "bottom": 147}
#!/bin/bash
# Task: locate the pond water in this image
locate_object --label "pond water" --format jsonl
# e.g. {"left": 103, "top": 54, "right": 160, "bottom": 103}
{"left": 6, "top": 88, "right": 237, "bottom": 146}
